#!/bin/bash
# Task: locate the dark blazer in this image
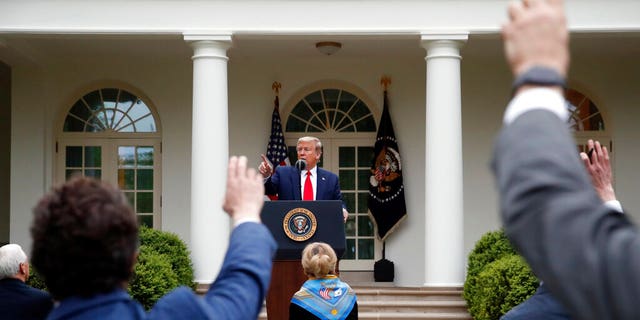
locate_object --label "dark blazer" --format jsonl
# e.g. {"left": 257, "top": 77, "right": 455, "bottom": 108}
{"left": 492, "top": 110, "right": 639, "bottom": 320}
{"left": 47, "top": 222, "right": 276, "bottom": 320}
{"left": 265, "top": 165, "right": 344, "bottom": 205}
{"left": 0, "top": 278, "right": 53, "bottom": 320}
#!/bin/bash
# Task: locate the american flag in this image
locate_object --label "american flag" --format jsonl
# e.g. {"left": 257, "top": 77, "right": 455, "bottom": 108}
{"left": 319, "top": 287, "right": 332, "bottom": 300}
{"left": 265, "top": 96, "right": 289, "bottom": 199}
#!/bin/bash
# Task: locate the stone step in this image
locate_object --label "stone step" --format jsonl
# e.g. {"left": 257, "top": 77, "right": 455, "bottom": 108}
{"left": 257, "top": 286, "right": 471, "bottom": 319}
{"left": 358, "top": 300, "right": 469, "bottom": 313}
{"left": 358, "top": 312, "right": 473, "bottom": 320}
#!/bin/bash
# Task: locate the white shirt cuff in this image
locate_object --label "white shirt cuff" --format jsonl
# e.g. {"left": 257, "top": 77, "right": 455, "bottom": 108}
{"left": 233, "top": 217, "right": 262, "bottom": 228}
{"left": 604, "top": 200, "right": 623, "bottom": 214}
{"left": 504, "top": 88, "right": 568, "bottom": 125}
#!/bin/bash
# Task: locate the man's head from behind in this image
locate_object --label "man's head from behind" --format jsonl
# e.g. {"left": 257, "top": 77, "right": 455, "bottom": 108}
{"left": 30, "top": 177, "right": 139, "bottom": 300}
{"left": 0, "top": 244, "right": 29, "bottom": 281}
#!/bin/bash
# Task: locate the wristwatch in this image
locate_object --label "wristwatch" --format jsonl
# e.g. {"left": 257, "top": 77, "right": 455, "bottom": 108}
{"left": 512, "top": 66, "right": 566, "bottom": 93}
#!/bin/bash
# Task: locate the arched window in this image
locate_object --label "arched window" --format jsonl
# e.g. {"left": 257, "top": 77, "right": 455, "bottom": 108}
{"left": 566, "top": 88, "right": 611, "bottom": 155}
{"left": 64, "top": 88, "right": 157, "bottom": 133}
{"left": 285, "top": 86, "right": 378, "bottom": 271}
{"left": 57, "top": 86, "right": 162, "bottom": 228}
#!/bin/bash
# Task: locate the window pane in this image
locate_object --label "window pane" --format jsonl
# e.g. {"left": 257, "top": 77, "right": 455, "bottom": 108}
{"left": 357, "top": 239, "right": 374, "bottom": 259}
{"left": 124, "top": 192, "right": 135, "bottom": 208}
{"left": 137, "top": 215, "right": 153, "bottom": 228}
{"left": 287, "top": 146, "right": 297, "bottom": 164}
{"left": 136, "top": 192, "right": 153, "bottom": 213}
{"left": 358, "top": 169, "right": 370, "bottom": 190}
{"left": 69, "top": 100, "right": 92, "bottom": 121}
{"left": 64, "top": 114, "right": 86, "bottom": 132}
{"left": 344, "top": 239, "right": 356, "bottom": 259}
{"left": 286, "top": 117, "right": 307, "bottom": 132}
{"left": 117, "top": 90, "right": 136, "bottom": 112}
{"left": 323, "top": 89, "right": 340, "bottom": 109}
{"left": 309, "top": 116, "right": 324, "bottom": 131}
{"left": 339, "top": 147, "right": 355, "bottom": 167}
{"left": 84, "top": 169, "right": 101, "bottom": 179}
{"left": 66, "top": 146, "right": 83, "bottom": 167}
{"left": 83, "top": 90, "right": 103, "bottom": 112}
{"left": 350, "top": 100, "right": 370, "bottom": 121}
{"left": 355, "top": 114, "right": 376, "bottom": 132}
{"left": 305, "top": 91, "right": 324, "bottom": 113}
{"left": 342, "top": 192, "right": 355, "bottom": 214}
{"left": 134, "top": 115, "right": 156, "bottom": 132}
{"left": 84, "top": 146, "right": 101, "bottom": 167}
{"left": 358, "top": 146, "right": 374, "bottom": 167}
{"left": 119, "top": 169, "right": 135, "bottom": 190}
{"left": 101, "top": 88, "right": 118, "bottom": 109}
{"left": 65, "top": 169, "right": 82, "bottom": 180}
{"left": 137, "top": 147, "right": 154, "bottom": 166}
{"left": 358, "top": 192, "right": 369, "bottom": 214}
{"left": 128, "top": 100, "right": 152, "bottom": 121}
{"left": 137, "top": 169, "right": 153, "bottom": 190}
{"left": 338, "top": 91, "right": 357, "bottom": 113}
{"left": 358, "top": 215, "right": 374, "bottom": 236}
{"left": 339, "top": 170, "right": 355, "bottom": 190}
{"left": 345, "top": 216, "right": 356, "bottom": 237}
{"left": 119, "top": 146, "right": 135, "bottom": 166}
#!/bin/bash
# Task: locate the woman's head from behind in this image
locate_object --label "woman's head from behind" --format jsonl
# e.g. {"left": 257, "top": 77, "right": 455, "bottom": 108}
{"left": 301, "top": 242, "right": 337, "bottom": 279}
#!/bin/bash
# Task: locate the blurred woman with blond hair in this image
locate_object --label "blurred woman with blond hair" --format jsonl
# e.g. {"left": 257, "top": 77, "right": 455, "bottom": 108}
{"left": 289, "top": 242, "right": 357, "bottom": 320}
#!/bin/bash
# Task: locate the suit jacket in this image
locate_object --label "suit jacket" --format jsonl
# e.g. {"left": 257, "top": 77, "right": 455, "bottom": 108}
{"left": 265, "top": 165, "right": 344, "bottom": 205}
{"left": 47, "top": 222, "right": 276, "bottom": 320}
{"left": 492, "top": 110, "right": 639, "bottom": 320}
{"left": 0, "top": 278, "right": 53, "bottom": 320}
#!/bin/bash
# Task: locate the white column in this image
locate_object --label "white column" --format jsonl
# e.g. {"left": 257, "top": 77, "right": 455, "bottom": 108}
{"left": 421, "top": 33, "right": 468, "bottom": 287}
{"left": 184, "top": 34, "right": 232, "bottom": 284}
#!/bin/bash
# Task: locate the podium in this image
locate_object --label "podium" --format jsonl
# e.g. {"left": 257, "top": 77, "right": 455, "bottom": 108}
{"left": 261, "top": 200, "right": 346, "bottom": 320}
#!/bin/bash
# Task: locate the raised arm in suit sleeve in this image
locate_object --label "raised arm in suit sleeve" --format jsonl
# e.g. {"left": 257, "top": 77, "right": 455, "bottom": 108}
{"left": 492, "top": 109, "right": 640, "bottom": 320}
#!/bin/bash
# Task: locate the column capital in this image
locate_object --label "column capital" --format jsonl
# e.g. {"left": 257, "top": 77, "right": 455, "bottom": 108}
{"left": 420, "top": 32, "right": 468, "bottom": 50}
{"left": 420, "top": 32, "right": 468, "bottom": 60}
{"left": 184, "top": 33, "right": 233, "bottom": 61}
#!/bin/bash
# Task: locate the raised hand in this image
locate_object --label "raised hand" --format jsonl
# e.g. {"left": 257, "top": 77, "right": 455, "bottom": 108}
{"left": 223, "top": 156, "right": 265, "bottom": 224}
{"left": 258, "top": 154, "right": 273, "bottom": 178}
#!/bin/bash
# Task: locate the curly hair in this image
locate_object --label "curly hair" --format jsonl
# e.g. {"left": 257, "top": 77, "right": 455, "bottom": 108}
{"left": 30, "top": 177, "right": 139, "bottom": 299}
{"left": 300, "top": 242, "right": 337, "bottom": 279}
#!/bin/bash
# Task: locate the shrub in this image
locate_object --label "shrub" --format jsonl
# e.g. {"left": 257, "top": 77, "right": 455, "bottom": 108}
{"left": 463, "top": 229, "right": 537, "bottom": 320}
{"left": 137, "top": 226, "right": 195, "bottom": 289}
{"left": 470, "top": 255, "right": 538, "bottom": 320}
{"left": 26, "top": 265, "right": 47, "bottom": 291}
{"left": 128, "top": 227, "right": 195, "bottom": 309}
{"left": 129, "top": 246, "right": 179, "bottom": 310}
{"left": 463, "top": 229, "right": 518, "bottom": 311}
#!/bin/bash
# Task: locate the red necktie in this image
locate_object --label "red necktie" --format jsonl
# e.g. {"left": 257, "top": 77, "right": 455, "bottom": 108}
{"left": 303, "top": 171, "right": 313, "bottom": 201}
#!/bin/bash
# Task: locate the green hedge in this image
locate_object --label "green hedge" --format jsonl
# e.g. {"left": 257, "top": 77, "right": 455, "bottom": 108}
{"left": 26, "top": 265, "right": 47, "bottom": 291}
{"left": 128, "top": 227, "right": 195, "bottom": 310}
{"left": 136, "top": 226, "right": 195, "bottom": 289}
{"left": 463, "top": 229, "right": 538, "bottom": 320}
{"left": 129, "top": 246, "right": 179, "bottom": 309}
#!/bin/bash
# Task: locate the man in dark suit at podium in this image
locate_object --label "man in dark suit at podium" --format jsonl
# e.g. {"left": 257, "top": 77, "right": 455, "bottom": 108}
{"left": 260, "top": 136, "right": 349, "bottom": 222}
{"left": 259, "top": 136, "right": 348, "bottom": 319}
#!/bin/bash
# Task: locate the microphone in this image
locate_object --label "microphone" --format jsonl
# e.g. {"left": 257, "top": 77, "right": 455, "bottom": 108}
{"left": 295, "top": 159, "right": 307, "bottom": 171}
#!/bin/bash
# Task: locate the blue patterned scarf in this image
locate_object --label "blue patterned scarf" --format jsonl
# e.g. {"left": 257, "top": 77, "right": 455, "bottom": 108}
{"left": 290, "top": 276, "right": 357, "bottom": 320}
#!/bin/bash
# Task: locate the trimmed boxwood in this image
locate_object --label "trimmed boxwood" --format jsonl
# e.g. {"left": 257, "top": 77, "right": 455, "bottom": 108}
{"left": 26, "top": 265, "right": 47, "bottom": 291}
{"left": 136, "top": 226, "right": 195, "bottom": 290}
{"left": 463, "top": 229, "right": 538, "bottom": 320}
{"left": 128, "top": 227, "right": 195, "bottom": 310}
{"left": 129, "top": 246, "right": 179, "bottom": 310}
{"left": 470, "top": 255, "right": 538, "bottom": 320}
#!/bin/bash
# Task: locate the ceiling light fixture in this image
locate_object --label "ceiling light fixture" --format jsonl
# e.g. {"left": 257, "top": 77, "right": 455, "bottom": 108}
{"left": 315, "top": 41, "right": 342, "bottom": 55}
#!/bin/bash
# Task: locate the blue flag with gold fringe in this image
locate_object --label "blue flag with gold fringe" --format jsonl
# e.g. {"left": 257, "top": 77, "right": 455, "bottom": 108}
{"left": 368, "top": 90, "right": 407, "bottom": 241}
